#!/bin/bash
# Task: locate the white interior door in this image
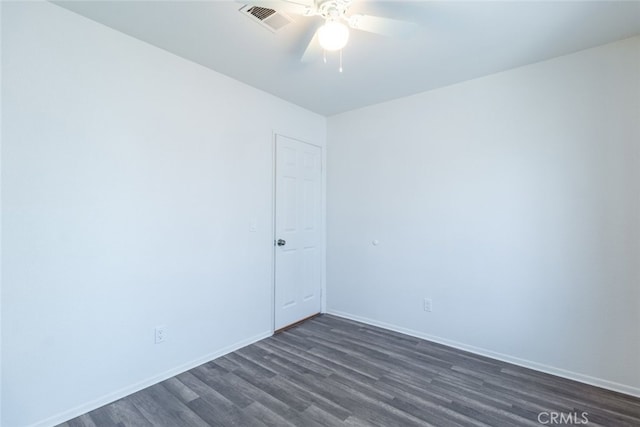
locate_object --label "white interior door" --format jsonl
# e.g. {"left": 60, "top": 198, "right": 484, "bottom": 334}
{"left": 274, "top": 135, "right": 322, "bottom": 330}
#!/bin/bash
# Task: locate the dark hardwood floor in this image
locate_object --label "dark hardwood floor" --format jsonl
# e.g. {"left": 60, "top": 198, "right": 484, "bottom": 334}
{"left": 60, "top": 314, "right": 640, "bottom": 426}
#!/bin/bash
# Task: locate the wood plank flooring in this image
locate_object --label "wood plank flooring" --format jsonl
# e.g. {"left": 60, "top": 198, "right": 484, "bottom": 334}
{"left": 59, "top": 315, "right": 640, "bottom": 426}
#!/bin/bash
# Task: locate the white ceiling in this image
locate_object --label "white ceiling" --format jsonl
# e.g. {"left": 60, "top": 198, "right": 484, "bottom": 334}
{"left": 54, "top": 0, "right": 640, "bottom": 116}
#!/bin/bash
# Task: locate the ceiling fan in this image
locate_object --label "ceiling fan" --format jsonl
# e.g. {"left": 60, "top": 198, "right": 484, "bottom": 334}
{"left": 242, "top": 0, "right": 418, "bottom": 68}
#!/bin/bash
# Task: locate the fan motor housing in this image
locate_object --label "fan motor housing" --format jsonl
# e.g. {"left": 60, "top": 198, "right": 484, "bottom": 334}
{"left": 318, "top": 0, "right": 352, "bottom": 19}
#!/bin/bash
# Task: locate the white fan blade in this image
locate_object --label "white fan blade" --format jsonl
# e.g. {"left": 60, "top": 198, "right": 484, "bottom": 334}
{"left": 348, "top": 14, "right": 418, "bottom": 38}
{"left": 238, "top": 0, "right": 313, "bottom": 16}
{"left": 301, "top": 30, "right": 321, "bottom": 63}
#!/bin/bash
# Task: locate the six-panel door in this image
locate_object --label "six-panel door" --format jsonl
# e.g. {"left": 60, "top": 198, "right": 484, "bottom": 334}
{"left": 274, "top": 135, "right": 322, "bottom": 330}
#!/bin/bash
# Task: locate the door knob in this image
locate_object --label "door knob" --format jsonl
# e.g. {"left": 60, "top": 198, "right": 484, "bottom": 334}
{"left": 277, "top": 239, "right": 286, "bottom": 246}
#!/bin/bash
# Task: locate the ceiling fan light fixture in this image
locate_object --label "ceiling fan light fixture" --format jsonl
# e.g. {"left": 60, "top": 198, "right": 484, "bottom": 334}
{"left": 318, "top": 20, "right": 349, "bottom": 51}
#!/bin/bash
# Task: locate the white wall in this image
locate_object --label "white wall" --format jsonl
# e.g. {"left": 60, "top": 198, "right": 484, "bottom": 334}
{"left": 1, "top": 2, "right": 325, "bottom": 426}
{"left": 327, "top": 36, "right": 640, "bottom": 396}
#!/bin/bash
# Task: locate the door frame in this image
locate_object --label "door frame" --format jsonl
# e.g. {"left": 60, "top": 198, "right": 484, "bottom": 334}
{"left": 270, "top": 131, "right": 326, "bottom": 333}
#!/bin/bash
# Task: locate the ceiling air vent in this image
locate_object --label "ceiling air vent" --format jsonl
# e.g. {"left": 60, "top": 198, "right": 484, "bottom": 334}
{"left": 239, "top": 5, "right": 294, "bottom": 32}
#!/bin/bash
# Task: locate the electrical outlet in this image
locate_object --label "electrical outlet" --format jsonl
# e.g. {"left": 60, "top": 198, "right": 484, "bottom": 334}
{"left": 423, "top": 298, "right": 432, "bottom": 312}
{"left": 155, "top": 326, "right": 166, "bottom": 344}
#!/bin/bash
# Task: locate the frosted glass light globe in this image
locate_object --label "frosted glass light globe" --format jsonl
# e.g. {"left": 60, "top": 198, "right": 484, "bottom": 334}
{"left": 318, "top": 20, "right": 350, "bottom": 51}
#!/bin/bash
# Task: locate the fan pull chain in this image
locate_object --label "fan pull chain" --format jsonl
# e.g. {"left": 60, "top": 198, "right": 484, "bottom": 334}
{"left": 339, "top": 49, "right": 343, "bottom": 73}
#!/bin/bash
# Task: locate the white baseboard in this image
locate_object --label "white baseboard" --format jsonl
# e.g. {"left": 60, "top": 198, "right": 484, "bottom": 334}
{"left": 27, "top": 311, "right": 640, "bottom": 427}
{"left": 29, "top": 330, "right": 273, "bottom": 427}
{"left": 327, "top": 310, "right": 640, "bottom": 398}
